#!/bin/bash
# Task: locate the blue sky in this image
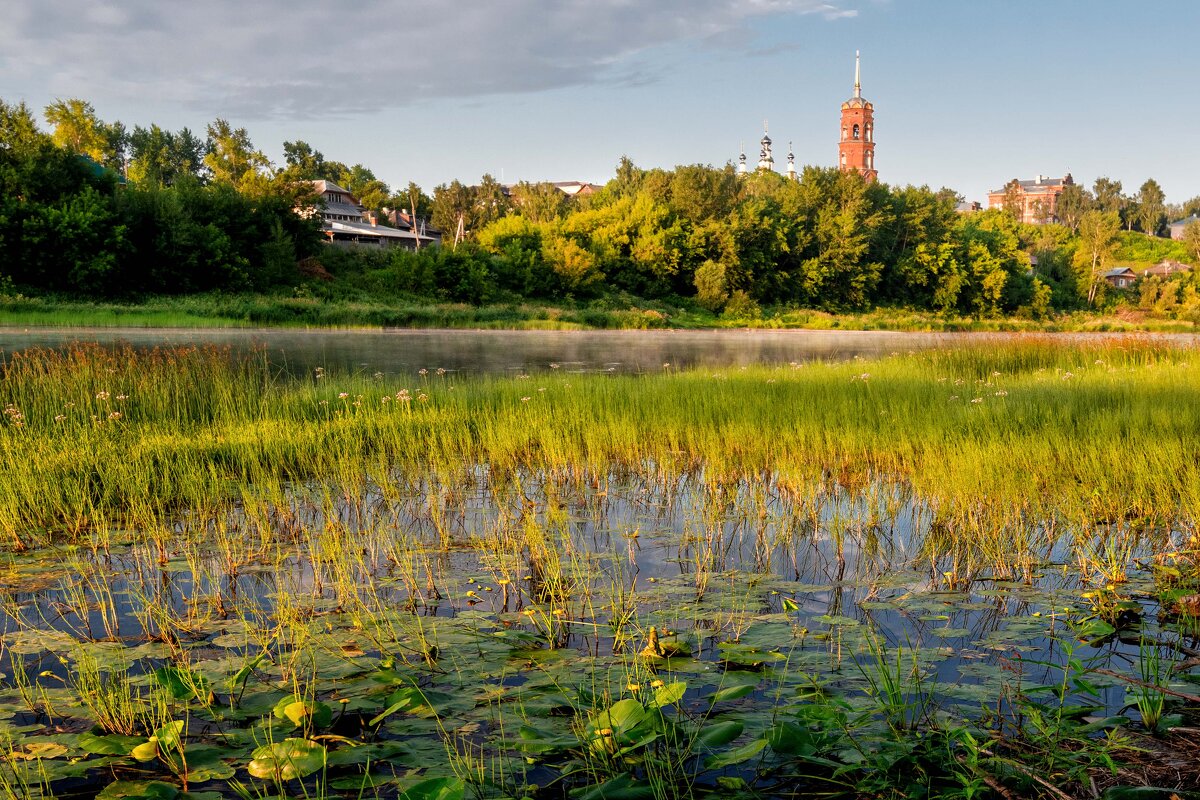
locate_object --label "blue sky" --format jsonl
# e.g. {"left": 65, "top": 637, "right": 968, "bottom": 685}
{"left": 3, "top": 1, "right": 1196, "bottom": 205}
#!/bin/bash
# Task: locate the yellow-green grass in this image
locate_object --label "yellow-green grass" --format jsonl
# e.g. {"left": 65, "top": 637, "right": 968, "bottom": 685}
{"left": 0, "top": 338, "right": 1197, "bottom": 551}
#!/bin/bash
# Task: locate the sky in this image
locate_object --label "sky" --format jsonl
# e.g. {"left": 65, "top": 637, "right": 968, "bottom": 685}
{"left": 3, "top": 0, "right": 1198, "bottom": 205}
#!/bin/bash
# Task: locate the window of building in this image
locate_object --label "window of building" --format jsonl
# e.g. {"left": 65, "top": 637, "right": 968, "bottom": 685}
{"left": 853, "top": 124, "right": 860, "bottom": 140}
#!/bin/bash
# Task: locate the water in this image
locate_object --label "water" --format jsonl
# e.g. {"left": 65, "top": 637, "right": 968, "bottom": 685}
{"left": 0, "top": 326, "right": 1092, "bottom": 377}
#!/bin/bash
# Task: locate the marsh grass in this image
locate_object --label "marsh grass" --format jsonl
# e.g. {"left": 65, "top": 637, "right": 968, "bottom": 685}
{"left": 0, "top": 337, "right": 1198, "bottom": 798}
{"left": 2, "top": 337, "right": 1198, "bottom": 554}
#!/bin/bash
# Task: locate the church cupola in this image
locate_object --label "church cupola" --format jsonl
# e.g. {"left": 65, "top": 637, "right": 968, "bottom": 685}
{"left": 757, "top": 123, "right": 774, "bottom": 172}
{"left": 787, "top": 142, "right": 797, "bottom": 180}
{"left": 737, "top": 143, "right": 748, "bottom": 175}
{"left": 838, "top": 51, "right": 877, "bottom": 181}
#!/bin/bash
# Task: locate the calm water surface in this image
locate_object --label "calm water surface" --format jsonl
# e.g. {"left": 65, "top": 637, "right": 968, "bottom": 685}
{"left": 2, "top": 326, "right": 1192, "bottom": 377}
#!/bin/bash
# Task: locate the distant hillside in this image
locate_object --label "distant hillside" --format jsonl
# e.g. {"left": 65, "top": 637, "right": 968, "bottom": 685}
{"left": 1115, "top": 231, "right": 1192, "bottom": 268}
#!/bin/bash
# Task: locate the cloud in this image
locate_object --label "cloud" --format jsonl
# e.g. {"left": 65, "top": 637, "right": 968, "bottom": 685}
{"left": 1, "top": 0, "right": 856, "bottom": 118}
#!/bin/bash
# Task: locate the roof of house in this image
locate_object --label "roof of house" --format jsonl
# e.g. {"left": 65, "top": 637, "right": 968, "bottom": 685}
{"left": 325, "top": 219, "right": 437, "bottom": 243}
{"left": 1104, "top": 267, "right": 1136, "bottom": 277}
{"left": 321, "top": 201, "right": 367, "bottom": 218}
{"left": 312, "top": 180, "right": 351, "bottom": 195}
{"left": 1143, "top": 259, "right": 1193, "bottom": 275}
{"left": 989, "top": 174, "right": 1073, "bottom": 194}
{"left": 1168, "top": 215, "right": 1200, "bottom": 228}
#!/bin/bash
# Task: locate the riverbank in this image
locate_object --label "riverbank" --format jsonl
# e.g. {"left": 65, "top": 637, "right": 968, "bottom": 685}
{"left": 1, "top": 292, "right": 1197, "bottom": 333}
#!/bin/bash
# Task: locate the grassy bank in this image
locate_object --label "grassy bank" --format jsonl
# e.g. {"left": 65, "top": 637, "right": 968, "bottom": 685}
{"left": 0, "top": 340, "right": 1197, "bottom": 799}
{"left": 2, "top": 292, "right": 1198, "bottom": 332}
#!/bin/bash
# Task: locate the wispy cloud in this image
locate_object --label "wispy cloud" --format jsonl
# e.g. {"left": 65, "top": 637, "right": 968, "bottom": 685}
{"left": 1, "top": 0, "right": 857, "bottom": 118}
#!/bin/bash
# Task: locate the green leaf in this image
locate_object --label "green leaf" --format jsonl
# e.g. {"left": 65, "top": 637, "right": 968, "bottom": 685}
{"left": 709, "top": 683, "right": 756, "bottom": 703}
{"left": 650, "top": 681, "right": 686, "bottom": 708}
{"left": 368, "top": 686, "right": 452, "bottom": 725}
{"left": 153, "top": 666, "right": 208, "bottom": 701}
{"left": 571, "top": 774, "right": 656, "bottom": 800}
{"left": 78, "top": 732, "right": 143, "bottom": 756}
{"left": 131, "top": 740, "right": 159, "bottom": 762}
{"left": 399, "top": 777, "right": 465, "bottom": 800}
{"left": 153, "top": 720, "right": 184, "bottom": 751}
{"left": 95, "top": 781, "right": 180, "bottom": 800}
{"left": 704, "top": 737, "right": 767, "bottom": 769}
{"left": 781, "top": 597, "right": 800, "bottom": 612}
{"left": 228, "top": 654, "right": 266, "bottom": 690}
{"left": 766, "top": 721, "right": 816, "bottom": 756}
{"left": 247, "top": 738, "right": 327, "bottom": 781}
{"left": 273, "top": 697, "right": 333, "bottom": 728}
{"left": 598, "top": 698, "right": 647, "bottom": 733}
{"left": 695, "top": 720, "right": 744, "bottom": 748}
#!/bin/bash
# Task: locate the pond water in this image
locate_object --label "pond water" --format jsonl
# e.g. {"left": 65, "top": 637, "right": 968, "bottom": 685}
{"left": 1, "top": 330, "right": 1196, "bottom": 798}
{"left": 5, "top": 326, "right": 1190, "bottom": 378}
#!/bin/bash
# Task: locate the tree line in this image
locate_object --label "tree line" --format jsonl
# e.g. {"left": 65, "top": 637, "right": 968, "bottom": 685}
{"left": 3, "top": 96, "right": 1198, "bottom": 318}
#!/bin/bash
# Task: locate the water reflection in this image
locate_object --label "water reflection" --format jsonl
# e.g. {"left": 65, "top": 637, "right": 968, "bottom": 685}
{"left": 5, "top": 327, "right": 1187, "bottom": 378}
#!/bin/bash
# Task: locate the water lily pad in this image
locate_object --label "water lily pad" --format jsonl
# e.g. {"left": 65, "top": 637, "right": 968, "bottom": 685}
{"left": 95, "top": 781, "right": 180, "bottom": 800}
{"left": 247, "top": 738, "right": 327, "bottom": 781}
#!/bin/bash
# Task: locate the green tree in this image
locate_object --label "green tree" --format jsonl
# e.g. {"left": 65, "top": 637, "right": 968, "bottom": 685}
{"left": 1136, "top": 178, "right": 1166, "bottom": 236}
{"left": 1074, "top": 210, "right": 1121, "bottom": 305}
{"left": 474, "top": 174, "right": 511, "bottom": 230}
{"left": 344, "top": 164, "right": 389, "bottom": 212}
{"left": 1092, "top": 177, "right": 1124, "bottom": 214}
{"left": 128, "top": 125, "right": 208, "bottom": 187}
{"left": 431, "top": 180, "right": 475, "bottom": 247}
{"left": 1000, "top": 179, "right": 1024, "bottom": 221}
{"left": 1182, "top": 220, "right": 1200, "bottom": 265}
{"left": 203, "top": 118, "right": 271, "bottom": 193}
{"left": 1055, "top": 183, "right": 1092, "bottom": 233}
{"left": 0, "top": 99, "right": 50, "bottom": 157}
{"left": 693, "top": 259, "right": 730, "bottom": 311}
{"left": 43, "top": 99, "right": 108, "bottom": 160}
{"left": 510, "top": 181, "right": 568, "bottom": 223}
{"left": 610, "top": 155, "right": 643, "bottom": 199}
{"left": 280, "top": 140, "right": 329, "bottom": 180}
{"left": 667, "top": 164, "right": 741, "bottom": 224}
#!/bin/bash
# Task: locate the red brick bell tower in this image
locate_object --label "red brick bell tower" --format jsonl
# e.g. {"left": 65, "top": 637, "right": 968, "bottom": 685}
{"left": 839, "top": 51, "right": 877, "bottom": 182}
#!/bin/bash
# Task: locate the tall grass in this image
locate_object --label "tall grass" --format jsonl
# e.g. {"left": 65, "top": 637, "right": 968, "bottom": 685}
{"left": 0, "top": 337, "right": 1197, "bottom": 553}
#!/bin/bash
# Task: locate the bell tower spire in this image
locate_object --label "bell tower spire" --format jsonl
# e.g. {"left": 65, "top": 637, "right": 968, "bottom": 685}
{"left": 838, "top": 50, "right": 877, "bottom": 182}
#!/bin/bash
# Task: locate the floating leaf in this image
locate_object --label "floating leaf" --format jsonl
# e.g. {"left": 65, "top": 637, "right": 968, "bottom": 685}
{"left": 130, "top": 740, "right": 159, "bottom": 762}
{"left": 399, "top": 776, "right": 465, "bottom": 800}
{"left": 247, "top": 738, "right": 327, "bottom": 781}
{"left": 573, "top": 773, "right": 655, "bottom": 800}
{"left": 10, "top": 742, "right": 68, "bottom": 760}
{"left": 78, "top": 732, "right": 143, "bottom": 756}
{"left": 154, "top": 666, "right": 208, "bottom": 701}
{"left": 695, "top": 720, "right": 743, "bottom": 748}
{"left": 704, "top": 737, "right": 767, "bottom": 769}
{"left": 709, "top": 683, "right": 756, "bottom": 703}
{"left": 273, "top": 697, "right": 333, "bottom": 729}
{"left": 649, "top": 681, "right": 686, "bottom": 708}
{"left": 95, "top": 781, "right": 179, "bottom": 800}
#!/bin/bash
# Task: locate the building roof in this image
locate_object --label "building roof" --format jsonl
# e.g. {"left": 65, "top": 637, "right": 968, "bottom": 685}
{"left": 989, "top": 174, "right": 1073, "bottom": 194}
{"left": 1103, "top": 267, "right": 1136, "bottom": 277}
{"left": 312, "top": 180, "right": 351, "bottom": 195}
{"left": 1143, "top": 259, "right": 1192, "bottom": 275}
{"left": 326, "top": 219, "right": 436, "bottom": 243}
{"left": 322, "top": 201, "right": 367, "bottom": 218}
{"left": 1168, "top": 215, "right": 1200, "bottom": 228}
